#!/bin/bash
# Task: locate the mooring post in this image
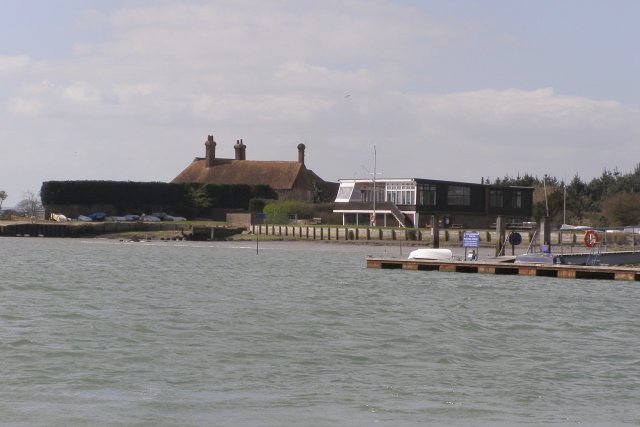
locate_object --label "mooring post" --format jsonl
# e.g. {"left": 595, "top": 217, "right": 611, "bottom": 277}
{"left": 495, "top": 216, "right": 506, "bottom": 257}
{"left": 431, "top": 215, "right": 440, "bottom": 248}
{"left": 541, "top": 216, "right": 551, "bottom": 252}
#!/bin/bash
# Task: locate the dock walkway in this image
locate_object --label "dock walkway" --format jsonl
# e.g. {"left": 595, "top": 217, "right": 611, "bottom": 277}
{"left": 367, "top": 257, "right": 640, "bottom": 282}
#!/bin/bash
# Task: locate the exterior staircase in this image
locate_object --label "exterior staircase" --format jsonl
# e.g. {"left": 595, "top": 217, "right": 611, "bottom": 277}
{"left": 388, "top": 203, "right": 411, "bottom": 228}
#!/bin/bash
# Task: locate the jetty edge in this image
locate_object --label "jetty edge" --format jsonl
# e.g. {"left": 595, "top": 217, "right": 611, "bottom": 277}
{"left": 366, "top": 257, "right": 640, "bottom": 282}
{"left": 0, "top": 220, "right": 244, "bottom": 241}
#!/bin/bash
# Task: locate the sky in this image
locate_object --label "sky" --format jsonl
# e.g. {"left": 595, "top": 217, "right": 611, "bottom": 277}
{"left": 1, "top": 0, "right": 639, "bottom": 206}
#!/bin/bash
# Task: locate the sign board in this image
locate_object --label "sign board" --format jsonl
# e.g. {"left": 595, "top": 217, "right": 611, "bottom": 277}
{"left": 462, "top": 231, "right": 480, "bottom": 248}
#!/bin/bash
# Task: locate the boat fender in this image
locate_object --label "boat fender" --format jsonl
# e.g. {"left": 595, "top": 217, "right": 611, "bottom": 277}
{"left": 584, "top": 230, "right": 599, "bottom": 248}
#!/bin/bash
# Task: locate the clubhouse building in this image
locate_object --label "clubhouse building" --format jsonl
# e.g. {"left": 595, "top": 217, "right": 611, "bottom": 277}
{"left": 333, "top": 178, "right": 534, "bottom": 229}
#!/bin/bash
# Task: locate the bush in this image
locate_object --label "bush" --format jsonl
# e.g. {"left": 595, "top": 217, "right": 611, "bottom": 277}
{"left": 263, "top": 200, "right": 315, "bottom": 224}
{"left": 310, "top": 202, "right": 341, "bottom": 224}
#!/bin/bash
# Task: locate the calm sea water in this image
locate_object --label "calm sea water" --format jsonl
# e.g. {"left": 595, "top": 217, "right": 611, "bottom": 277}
{"left": 1, "top": 237, "right": 639, "bottom": 426}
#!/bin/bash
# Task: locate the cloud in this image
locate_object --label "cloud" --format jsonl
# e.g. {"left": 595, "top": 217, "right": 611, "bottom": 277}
{"left": 113, "top": 82, "right": 159, "bottom": 104}
{"left": 408, "top": 88, "right": 639, "bottom": 156}
{"left": 61, "top": 81, "right": 103, "bottom": 105}
{"left": 275, "top": 62, "right": 375, "bottom": 92}
{"left": 415, "top": 88, "right": 626, "bottom": 129}
{"left": 4, "top": 1, "right": 455, "bottom": 127}
{"left": 190, "top": 93, "right": 335, "bottom": 123}
{"left": 7, "top": 97, "right": 46, "bottom": 117}
{"left": 0, "top": 54, "right": 30, "bottom": 74}
{"left": 92, "top": 1, "right": 454, "bottom": 60}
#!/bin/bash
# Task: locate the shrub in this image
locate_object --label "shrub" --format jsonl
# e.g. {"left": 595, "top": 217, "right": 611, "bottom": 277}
{"left": 263, "top": 200, "right": 315, "bottom": 224}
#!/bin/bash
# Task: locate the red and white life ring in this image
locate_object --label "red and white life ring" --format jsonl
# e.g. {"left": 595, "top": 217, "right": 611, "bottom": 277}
{"left": 584, "top": 230, "right": 599, "bottom": 248}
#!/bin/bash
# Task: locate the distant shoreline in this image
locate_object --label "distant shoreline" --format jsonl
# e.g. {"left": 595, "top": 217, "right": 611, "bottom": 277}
{"left": 2, "top": 220, "right": 638, "bottom": 254}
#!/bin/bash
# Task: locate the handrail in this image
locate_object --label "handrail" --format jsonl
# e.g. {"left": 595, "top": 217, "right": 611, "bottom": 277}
{"left": 388, "top": 203, "right": 408, "bottom": 228}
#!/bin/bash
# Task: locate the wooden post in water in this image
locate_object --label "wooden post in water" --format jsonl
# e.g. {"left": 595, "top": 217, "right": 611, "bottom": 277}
{"left": 495, "top": 216, "right": 506, "bottom": 256}
{"left": 541, "top": 216, "right": 551, "bottom": 252}
{"left": 431, "top": 215, "right": 440, "bottom": 248}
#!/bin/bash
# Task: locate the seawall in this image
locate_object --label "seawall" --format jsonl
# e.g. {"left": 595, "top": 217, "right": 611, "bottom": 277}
{"left": 0, "top": 222, "right": 186, "bottom": 238}
{"left": 250, "top": 224, "right": 639, "bottom": 250}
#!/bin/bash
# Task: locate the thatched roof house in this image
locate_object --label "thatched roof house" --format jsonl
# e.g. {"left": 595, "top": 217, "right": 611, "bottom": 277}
{"left": 172, "top": 135, "right": 338, "bottom": 202}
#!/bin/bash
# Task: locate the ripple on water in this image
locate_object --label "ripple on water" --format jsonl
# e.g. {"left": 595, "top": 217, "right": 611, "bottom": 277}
{"left": 1, "top": 239, "right": 640, "bottom": 426}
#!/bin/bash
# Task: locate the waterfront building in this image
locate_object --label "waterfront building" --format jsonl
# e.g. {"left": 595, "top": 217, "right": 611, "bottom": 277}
{"left": 333, "top": 178, "right": 533, "bottom": 228}
{"left": 172, "top": 135, "right": 338, "bottom": 202}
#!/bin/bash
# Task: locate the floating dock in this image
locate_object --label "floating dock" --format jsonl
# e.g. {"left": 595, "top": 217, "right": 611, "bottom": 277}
{"left": 367, "top": 258, "right": 640, "bottom": 282}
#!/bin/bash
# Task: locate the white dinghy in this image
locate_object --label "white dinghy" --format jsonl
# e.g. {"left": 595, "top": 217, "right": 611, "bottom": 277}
{"left": 407, "top": 248, "right": 453, "bottom": 261}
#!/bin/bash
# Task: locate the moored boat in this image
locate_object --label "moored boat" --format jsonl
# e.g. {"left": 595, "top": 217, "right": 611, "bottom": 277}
{"left": 408, "top": 248, "right": 453, "bottom": 261}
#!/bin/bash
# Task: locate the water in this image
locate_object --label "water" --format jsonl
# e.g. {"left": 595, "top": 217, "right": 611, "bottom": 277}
{"left": 1, "top": 237, "right": 639, "bottom": 426}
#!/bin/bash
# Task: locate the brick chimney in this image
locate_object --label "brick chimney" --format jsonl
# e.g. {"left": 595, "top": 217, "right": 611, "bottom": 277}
{"left": 297, "top": 143, "right": 306, "bottom": 165}
{"left": 234, "top": 139, "right": 246, "bottom": 160}
{"left": 205, "top": 135, "right": 216, "bottom": 167}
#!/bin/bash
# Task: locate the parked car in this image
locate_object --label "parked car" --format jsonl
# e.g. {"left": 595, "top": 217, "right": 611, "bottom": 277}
{"left": 87, "top": 212, "right": 108, "bottom": 221}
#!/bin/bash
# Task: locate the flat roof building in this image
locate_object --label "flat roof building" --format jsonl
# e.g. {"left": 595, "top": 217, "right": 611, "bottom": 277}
{"left": 333, "top": 178, "right": 533, "bottom": 229}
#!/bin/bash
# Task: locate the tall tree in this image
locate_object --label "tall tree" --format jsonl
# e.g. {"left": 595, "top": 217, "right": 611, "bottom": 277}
{"left": 601, "top": 192, "right": 640, "bottom": 226}
{"left": 16, "top": 191, "right": 43, "bottom": 218}
{"left": 0, "top": 190, "right": 7, "bottom": 210}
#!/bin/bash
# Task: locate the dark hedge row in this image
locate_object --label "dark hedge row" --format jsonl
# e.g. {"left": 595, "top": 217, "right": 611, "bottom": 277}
{"left": 40, "top": 181, "right": 277, "bottom": 216}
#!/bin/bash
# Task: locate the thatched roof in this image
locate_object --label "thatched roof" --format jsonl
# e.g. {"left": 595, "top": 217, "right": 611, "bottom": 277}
{"left": 171, "top": 139, "right": 338, "bottom": 201}
{"left": 172, "top": 158, "right": 308, "bottom": 190}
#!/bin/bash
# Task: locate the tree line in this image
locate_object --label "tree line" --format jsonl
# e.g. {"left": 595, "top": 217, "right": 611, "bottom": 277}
{"left": 483, "top": 163, "right": 640, "bottom": 227}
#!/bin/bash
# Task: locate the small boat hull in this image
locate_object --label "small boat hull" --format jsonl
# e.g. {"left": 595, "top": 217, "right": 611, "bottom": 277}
{"left": 408, "top": 248, "right": 453, "bottom": 261}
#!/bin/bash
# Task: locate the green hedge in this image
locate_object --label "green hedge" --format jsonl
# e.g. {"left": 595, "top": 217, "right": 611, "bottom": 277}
{"left": 40, "top": 181, "right": 277, "bottom": 217}
{"left": 263, "top": 200, "right": 320, "bottom": 224}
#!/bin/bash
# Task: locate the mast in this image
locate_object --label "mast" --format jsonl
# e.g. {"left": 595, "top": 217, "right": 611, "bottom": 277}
{"left": 542, "top": 174, "right": 551, "bottom": 250}
{"left": 563, "top": 180, "right": 566, "bottom": 225}
{"left": 543, "top": 174, "right": 549, "bottom": 217}
{"left": 372, "top": 146, "right": 377, "bottom": 226}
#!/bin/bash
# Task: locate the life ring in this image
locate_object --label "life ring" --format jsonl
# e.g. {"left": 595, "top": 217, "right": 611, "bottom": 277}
{"left": 584, "top": 230, "right": 599, "bottom": 248}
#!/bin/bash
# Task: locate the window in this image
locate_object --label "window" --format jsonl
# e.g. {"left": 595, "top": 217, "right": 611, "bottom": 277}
{"left": 447, "top": 185, "right": 470, "bottom": 206}
{"left": 511, "top": 190, "right": 522, "bottom": 209}
{"left": 360, "top": 185, "right": 385, "bottom": 203}
{"left": 417, "top": 183, "right": 436, "bottom": 206}
{"left": 386, "top": 182, "right": 416, "bottom": 205}
{"left": 489, "top": 189, "right": 503, "bottom": 208}
{"left": 335, "top": 183, "right": 354, "bottom": 202}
